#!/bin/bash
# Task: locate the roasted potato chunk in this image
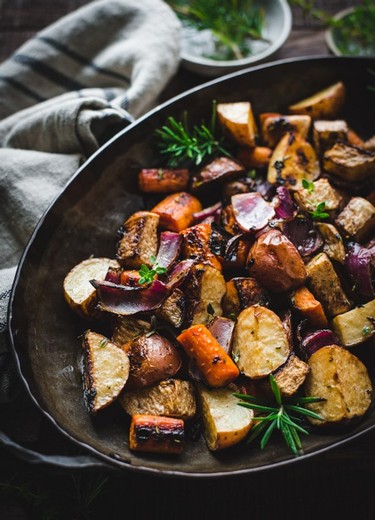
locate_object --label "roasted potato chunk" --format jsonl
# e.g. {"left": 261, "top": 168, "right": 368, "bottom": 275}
{"left": 269, "top": 353, "right": 310, "bottom": 398}
{"left": 315, "top": 223, "right": 346, "bottom": 264}
{"left": 117, "top": 211, "right": 159, "bottom": 269}
{"left": 217, "top": 101, "right": 258, "bottom": 147}
{"left": 267, "top": 132, "right": 320, "bottom": 190}
{"left": 197, "top": 384, "right": 253, "bottom": 451}
{"left": 82, "top": 331, "right": 129, "bottom": 414}
{"left": 288, "top": 81, "right": 346, "bottom": 119}
{"left": 247, "top": 229, "right": 307, "bottom": 293}
{"left": 111, "top": 316, "right": 152, "bottom": 347}
{"left": 124, "top": 333, "right": 182, "bottom": 390}
{"left": 232, "top": 306, "right": 290, "bottom": 379}
{"left": 323, "top": 141, "right": 375, "bottom": 182}
{"left": 305, "top": 345, "right": 372, "bottom": 425}
{"left": 119, "top": 379, "right": 196, "bottom": 420}
{"left": 184, "top": 263, "right": 226, "bottom": 326}
{"left": 335, "top": 197, "right": 375, "bottom": 242}
{"left": 306, "top": 253, "right": 351, "bottom": 317}
{"left": 222, "top": 277, "right": 270, "bottom": 317}
{"left": 294, "top": 178, "right": 342, "bottom": 214}
{"left": 260, "top": 114, "right": 311, "bottom": 148}
{"left": 313, "top": 119, "right": 348, "bottom": 155}
{"left": 331, "top": 300, "right": 375, "bottom": 347}
{"left": 63, "top": 257, "right": 118, "bottom": 318}
{"left": 156, "top": 288, "right": 186, "bottom": 329}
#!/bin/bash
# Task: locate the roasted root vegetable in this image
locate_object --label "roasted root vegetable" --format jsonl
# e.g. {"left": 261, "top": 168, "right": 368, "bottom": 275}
{"left": 124, "top": 333, "right": 182, "bottom": 390}
{"left": 313, "top": 119, "right": 348, "bottom": 154}
{"left": 222, "top": 277, "right": 270, "bottom": 317}
{"left": 111, "top": 316, "right": 152, "bottom": 347}
{"left": 288, "top": 81, "right": 346, "bottom": 119}
{"left": 247, "top": 229, "right": 307, "bottom": 293}
{"left": 291, "top": 286, "right": 329, "bottom": 329}
{"left": 82, "top": 331, "right": 129, "bottom": 414}
{"left": 260, "top": 114, "right": 311, "bottom": 148}
{"left": 315, "top": 223, "right": 346, "bottom": 264}
{"left": 305, "top": 345, "right": 372, "bottom": 425}
{"left": 190, "top": 156, "right": 244, "bottom": 191}
{"left": 293, "top": 178, "right": 342, "bottom": 214}
{"left": 117, "top": 211, "right": 159, "bottom": 269}
{"left": 236, "top": 146, "right": 272, "bottom": 169}
{"left": 197, "top": 384, "right": 253, "bottom": 451}
{"left": 331, "top": 300, "right": 375, "bottom": 347}
{"left": 138, "top": 168, "right": 189, "bottom": 193}
{"left": 232, "top": 306, "right": 290, "bottom": 379}
{"left": 129, "top": 414, "right": 185, "bottom": 454}
{"left": 63, "top": 257, "right": 118, "bottom": 318}
{"left": 177, "top": 324, "right": 239, "bottom": 388}
{"left": 151, "top": 192, "right": 202, "bottom": 232}
{"left": 323, "top": 142, "right": 375, "bottom": 182}
{"left": 269, "top": 353, "right": 309, "bottom": 398}
{"left": 267, "top": 132, "right": 320, "bottom": 190}
{"left": 216, "top": 101, "right": 258, "bottom": 147}
{"left": 119, "top": 379, "right": 196, "bottom": 420}
{"left": 156, "top": 288, "right": 186, "bottom": 329}
{"left": 335, "top": 197, "right": 375, "bottom": 242}
{"left": 181, "top": 222, "right": 222, "bottom": 270}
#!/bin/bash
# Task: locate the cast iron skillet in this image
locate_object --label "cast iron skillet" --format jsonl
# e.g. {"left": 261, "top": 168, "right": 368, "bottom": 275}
{"left": 8, "top": 56, "right": 375, "bottom": 477}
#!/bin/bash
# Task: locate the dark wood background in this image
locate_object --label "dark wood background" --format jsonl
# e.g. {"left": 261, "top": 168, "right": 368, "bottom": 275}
{"left": 1, "top": 1, "right": 374, "bottom": 519}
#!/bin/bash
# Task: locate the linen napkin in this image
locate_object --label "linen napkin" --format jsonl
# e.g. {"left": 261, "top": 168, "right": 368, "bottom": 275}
{"left": 0, "top": 0, "right": 181, "bottom": 457}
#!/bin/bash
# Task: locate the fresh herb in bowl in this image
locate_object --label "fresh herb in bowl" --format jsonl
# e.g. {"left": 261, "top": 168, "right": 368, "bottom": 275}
{"left": 167, "top": 0, "right": 267, "bottom": 61}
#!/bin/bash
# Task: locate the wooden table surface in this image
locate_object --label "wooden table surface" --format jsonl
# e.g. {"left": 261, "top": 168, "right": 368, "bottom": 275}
{"left": 1, "top": 1, "right": 374, "bottom": 519}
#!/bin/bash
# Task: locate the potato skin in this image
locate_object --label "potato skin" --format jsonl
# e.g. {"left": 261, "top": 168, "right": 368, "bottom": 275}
{"left": 247, "top": 229, "right": 307, "bottom": 293}
{"left": 124, "top": 333, "right": 182, "bottom": 390}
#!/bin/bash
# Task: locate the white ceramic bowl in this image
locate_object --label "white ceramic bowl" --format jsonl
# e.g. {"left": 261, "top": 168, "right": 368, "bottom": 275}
{"left": 180, "top": 0, "right": 292, "bottom": 77}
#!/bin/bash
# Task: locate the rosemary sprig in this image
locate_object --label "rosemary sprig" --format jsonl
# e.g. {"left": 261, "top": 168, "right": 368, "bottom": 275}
{"left": 155, "top": 102, "right": 230, "bottom": 167}
{"left": 234, "top": 375, "right": 325, "bottom": 454}
{"left": 168, "top": 0, "right": 266, "bottom": 60}
{"left": 138, "top": 255, "right": 167, "bottom": 285}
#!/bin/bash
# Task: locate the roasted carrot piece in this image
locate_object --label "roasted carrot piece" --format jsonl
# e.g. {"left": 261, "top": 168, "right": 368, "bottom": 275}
{"left": 291, "top": 286, "right": 329, "bottom": 328}
{"left": 181, "top": 222, "right": 222, "bottom": 271}
{"left": 152, "top": 192, "right": 202, "bottom": 232}
{"left": 177, "top": 324, "right": 239, "bottom": 388}
{"left": 120, "top": 270, "right": 143, "bottom": 286}
{"left": 258, "top": 112, "right": 282, "bottom": 126}
{"left": 237, "top": 146, "right": 272, "bottom": 168}
{"left": 347, "top": 128, "right": 365, "bottom": 148}
{"left": 138, "top": 168, "right": 189, "bottom": 193}
{"left": 129, "top": 414, "right": 185, "bottom": 454}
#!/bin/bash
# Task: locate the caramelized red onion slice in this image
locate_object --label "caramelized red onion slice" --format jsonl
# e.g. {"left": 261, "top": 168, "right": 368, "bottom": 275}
{"left": 207, "top": 316, "right": 235, "bottom": 354}
{"left": 91, "top": 279, "right": 169, "bottom": 316}
{"left": 155, "top": 231, "right": 182, "bottom": 269}
{"left": 300, "top": 329, "right": 339, "bottom": 359}
{"left": 166, "top": 259, "right": 195, "bottom": 290}
{"left": 273, "top": 186, "right": 296, "bottom": 219}
{"left": 283, "top": 216, "right": 323, "bottom": 257}
{"left": 232, "top": 192, "right": 275, "bottom": 232}
{"left": 346, "top": 241, "right": 375, "bottom": 299}
{"left": 193, "top": 201, "right": 222, "bottom": 223}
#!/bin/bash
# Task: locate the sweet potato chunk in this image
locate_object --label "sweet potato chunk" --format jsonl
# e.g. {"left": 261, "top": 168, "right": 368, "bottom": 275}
{"left": 152, "top": 192, "right": 202, "bottom": 232}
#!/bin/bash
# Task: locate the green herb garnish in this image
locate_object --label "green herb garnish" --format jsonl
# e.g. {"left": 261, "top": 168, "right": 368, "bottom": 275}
{"left": 168, "top": 0, "right": 266, "bottom": 61}
{"left": 310, "top": 201, "right": 329, "bottom": 220}
{"left": 302, "top": 178, "right": 315, "bottom": 193}
{"left": 362, "top": 324, "right": 373, "bottom": 337}
{"left": 98, "top": 338, "right": 109, "bottom": 348}
{"left": 235, "top": 375, "right": 325, "bottom": 454}
{"left": 138, "top": 255, "right": 167, "bottom": 285}
{"left": 155, "top": 102, "right": 230, "bottom": 167}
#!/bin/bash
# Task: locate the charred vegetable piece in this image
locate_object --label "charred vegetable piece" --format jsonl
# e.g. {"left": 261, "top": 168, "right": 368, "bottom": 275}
{"left": 191, "top": 156, "right": 244, "bottom": 191}
{"left": 207, "top": 316, "right": 235, "bottom": 355}
{"left": 82, "top": 331, "right": 129, "bottom": 414}
{"left": 298, "top": 329, "right": 340, "bottom": 360}
{"left": 197, "top": 384, "right": 253, "bottom": 451}
{"left": 345, "top": 241, "right": 375, "bottom": 300}
{"left": 231, "top": 192, "right": 275, "bottom": 232}
{"left": 117, "top": 211, "right": 159, "bottom": 269}
{"left": 260, "top": 114, "right": 311, "bottom": 148}
{"left": 232, "top": 306, "right": 290, "bottom": 379}
{"left": 155, "top": 231, "right": 182, "bottom": 270}
{"left": 124, "top": 333, "right": 182, "bottom": 390}
{"left": 331, "top": 300, "right": 375, "bottom": 347}
{"left": 156, "top": 288, "right": 186, "bottom": 329}
{"left": 181, "top": 222, "right": 222, "bottom": 270}
{"left": 313, "top": 119, "right": 348, "bottom": 155}
{"left": 151, "top": 192, "right": 202, "bottom": 232}
{"left": 323, "top": 142, "right": 375, "bottom": 182}
{"left": 335, "top": 197, "right": 375, "bottom": 242}
{"left": 247, "top": 229, "right": 307, "bottom": 293}
{"left": 63, "top": 258, "right": 119, "bottom": 319}
{"left": 306, "top": 253, "right": 351, "bottom": 317}
{"left": 217, "top": 101, "right": 258, "bottom": 147}
{"left": 222, "top": 277, "right": 270, "bottom": 317}
{"left": 293, "top": 178, "right": 343, "bottom": 214}
{"left": 271, "top": 353, "right": 310, "bottom": 398}
{"left": 119, "top": 379, "right": 196, "bottom": 420}
{"left": 236, "top": 146, "right": 272, "bottom": 169}
{"left": 315, "top": 223, "right": 346, "bottom": 264}
{"left": 138, "top": 168, "right": 189, "bottom": 193}
{"left": 183, "top": 263, "right": 226, "bottom": 326}
{"left": 267, "top": 132, "right": 320, "bottom": 190}
{"left": 129, "top": 414, "right": 185, "bottom": 454}
{"left": 288, "top": 81, "right": 346, "bottom": 119}
{"left": 177, "top": 324, "right": 239, "bottom": 388}
{"left": 111, "top": 316, "right": 152, "bottom": 347}
{"left": 305, "top": 345, "right": 372, "bottom": 425}
{"left": 282, "top": 216, "right": 324, "bottom": 258}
